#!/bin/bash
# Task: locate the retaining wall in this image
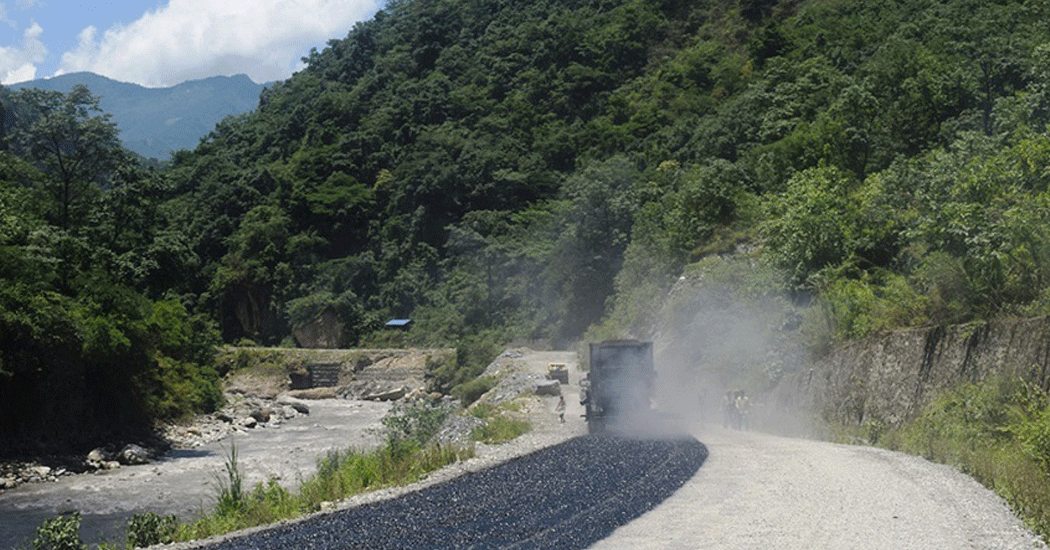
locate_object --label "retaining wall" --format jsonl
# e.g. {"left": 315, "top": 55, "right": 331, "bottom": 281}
{"left": 779, "top": 317, "right": 1050, "bottom": 427}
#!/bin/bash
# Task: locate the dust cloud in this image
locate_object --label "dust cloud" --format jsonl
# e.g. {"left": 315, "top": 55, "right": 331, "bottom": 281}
{"left": 639, "top": 269, "right": 813, "bottom": 438}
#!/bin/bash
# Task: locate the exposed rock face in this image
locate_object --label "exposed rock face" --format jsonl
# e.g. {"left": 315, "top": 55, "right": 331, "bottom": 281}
{"left": 232, "top": 286, "right": 277, "bottom": 344}
{"left": 776, "top": 317, "right": 1050, "bottom": 428}
{"left": 292, "top": 310, "right": 347, "bottom": 349}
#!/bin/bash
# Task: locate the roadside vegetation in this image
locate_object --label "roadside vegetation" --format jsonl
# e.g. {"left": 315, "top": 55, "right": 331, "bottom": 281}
{"left": 469, "top": 401, "right": 531, "bottom": 444}
{"left": 832, "top": 375, "right": 1050, "bottom": 541}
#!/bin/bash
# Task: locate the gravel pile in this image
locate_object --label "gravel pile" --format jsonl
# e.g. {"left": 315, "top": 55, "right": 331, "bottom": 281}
{"left": 178, "top": 434, "right": 707, "bottom": 550}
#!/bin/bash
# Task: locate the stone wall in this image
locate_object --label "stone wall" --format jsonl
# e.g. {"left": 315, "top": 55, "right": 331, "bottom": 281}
{"left": 780, "top": 317, "right": 1050, "bottom": 428}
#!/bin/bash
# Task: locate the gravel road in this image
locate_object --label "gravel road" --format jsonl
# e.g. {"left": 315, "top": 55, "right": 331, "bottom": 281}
{"left": 590, "top": 426, "right": 1047, "bottom": 550}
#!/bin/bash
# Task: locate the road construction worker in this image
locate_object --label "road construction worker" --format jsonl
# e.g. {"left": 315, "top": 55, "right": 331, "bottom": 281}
{"left": 734, "top": 390, "right": 751, "bottom": 430}
{"left": 722, "top": 390, "right": 736, "bottom": 428}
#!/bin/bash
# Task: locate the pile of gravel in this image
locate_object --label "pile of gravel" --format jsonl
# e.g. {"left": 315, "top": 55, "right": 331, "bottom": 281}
{"left": 177, "top": 434, "right": 707, "bottom": 550}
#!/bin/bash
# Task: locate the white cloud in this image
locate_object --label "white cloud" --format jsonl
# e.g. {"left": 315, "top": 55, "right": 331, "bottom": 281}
{"left": 0, "top": 19, "right": 45, "bottom": 84}
{"left": 57, "top": 0, "right": 382, "bottom": 87}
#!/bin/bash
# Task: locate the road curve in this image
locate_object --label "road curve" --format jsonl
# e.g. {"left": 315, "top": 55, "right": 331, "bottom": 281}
{"left": 591, "top": 426, "right": 1047, "bottom": 550}
{"left": 164, "top": 424, "right": 1047, "bottom": 550}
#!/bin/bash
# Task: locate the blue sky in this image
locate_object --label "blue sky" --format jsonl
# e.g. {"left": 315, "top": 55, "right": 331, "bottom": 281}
{"left": 0, "top": 0, "right": 384, "bottom": 87}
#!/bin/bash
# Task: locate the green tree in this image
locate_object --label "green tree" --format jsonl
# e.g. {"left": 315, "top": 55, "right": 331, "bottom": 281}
{"left": 762, "top": 165, "right": 860, "bottom": 288}
{"left": 8, "top": 85, "right": 127, "bottom": 230}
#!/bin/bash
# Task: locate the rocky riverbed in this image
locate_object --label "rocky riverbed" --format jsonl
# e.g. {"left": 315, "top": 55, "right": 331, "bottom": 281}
{"left": 0, "top": 392, "right": 315, "bottom": 494}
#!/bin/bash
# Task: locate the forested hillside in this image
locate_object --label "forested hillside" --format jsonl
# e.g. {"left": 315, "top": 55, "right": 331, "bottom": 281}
{"left": 4, "top": 0, "right": 1050, "bottom": 453}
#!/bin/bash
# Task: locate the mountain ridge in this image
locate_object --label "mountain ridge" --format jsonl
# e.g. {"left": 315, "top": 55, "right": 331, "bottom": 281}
{"left": 8, "top": 72, "right": 265, "bottom": 160}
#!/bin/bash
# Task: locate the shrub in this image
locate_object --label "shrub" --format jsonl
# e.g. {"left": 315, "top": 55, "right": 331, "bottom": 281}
{"left": 451, "top": 376, "right": 495, "bottom": 407}
{"left": 469, "top": 401, "right": 531, "bottom": 444}
{"left": 426, "top": 333, "right": 500, "bottom": 395}
{"left": 149, "top": 356, "right": 224, "bottom": 420}
{"left": 31, "top": 514, "right": 84, "bottom": 550}
{"left": 471, "top": 415, "right": 531, "bottom": 444}
{"left": 914, "top": 251, "right": 972, "bottom": 325}
{"left": 213, "top": 442, "right": 245, "bottom": 518}
{"left": 127, "top": 512, "right": 178, "bottom": 548}
{"left": 876, "top": 375, "right": 1050, "bottom": 541}
{"left": 379, "top": 401, "right": 455, "bottom": 450}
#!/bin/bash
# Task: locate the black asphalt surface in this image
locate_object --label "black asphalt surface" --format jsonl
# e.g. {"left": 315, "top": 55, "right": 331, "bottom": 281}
{"left": 194, "top": 434, "right": 708, "bottom": 550}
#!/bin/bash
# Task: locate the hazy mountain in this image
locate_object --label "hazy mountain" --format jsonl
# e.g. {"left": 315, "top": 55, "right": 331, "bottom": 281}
{"left": 9, "top": 72, "right": 265, "bottom": 160}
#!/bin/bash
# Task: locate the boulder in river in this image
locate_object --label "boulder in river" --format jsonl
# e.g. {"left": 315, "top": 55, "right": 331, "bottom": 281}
{"left": 250, "top": 409, "right": 272, "bottom": 423}
{"left": 362, "top": 386, "right": 408, "bottom": 401}
{"left": 276, "top": 394, "right": 311, "bottom": 415}
{"left": 119, "top": 444, "right": 151, "bottom": 465}
{"left": 86, "top": 448, "right": 107, "bottom": 468}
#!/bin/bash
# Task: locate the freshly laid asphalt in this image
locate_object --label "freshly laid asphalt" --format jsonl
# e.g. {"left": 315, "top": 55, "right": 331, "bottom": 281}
{"left": 183, "top": 435, "right": 708, "bottom": 550}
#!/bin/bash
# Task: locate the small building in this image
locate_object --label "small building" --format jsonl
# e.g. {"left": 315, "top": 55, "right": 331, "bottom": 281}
{"left": 385, "top": 318, "right": 413, "bottom": 330}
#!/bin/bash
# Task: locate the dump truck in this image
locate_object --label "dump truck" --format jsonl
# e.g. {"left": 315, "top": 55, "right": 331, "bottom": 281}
{"left": 580, "top": 340, "right": 655, "bottom": 434}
